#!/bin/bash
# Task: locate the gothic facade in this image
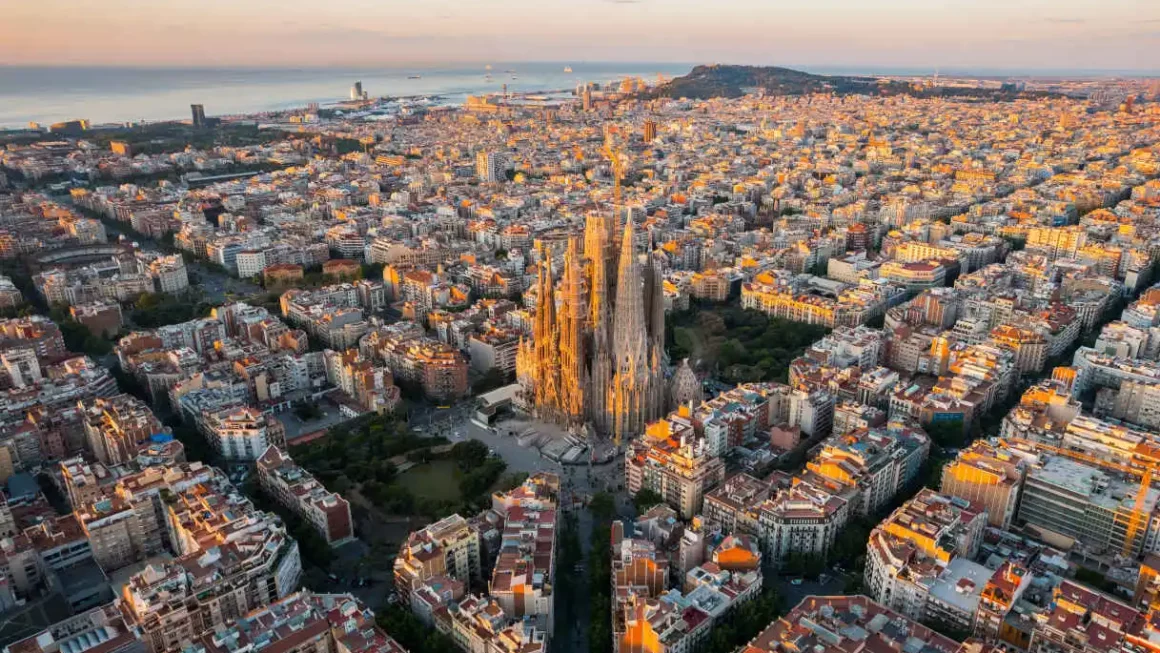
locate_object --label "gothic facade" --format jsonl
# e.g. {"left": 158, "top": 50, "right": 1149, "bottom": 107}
{"left": 517, "top": 215, "right": 667, "bottom": 444}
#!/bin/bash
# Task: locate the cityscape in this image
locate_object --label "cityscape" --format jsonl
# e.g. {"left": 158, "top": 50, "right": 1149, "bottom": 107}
{"left": 1, "top": 4, "right": 1160, "bottom": 653}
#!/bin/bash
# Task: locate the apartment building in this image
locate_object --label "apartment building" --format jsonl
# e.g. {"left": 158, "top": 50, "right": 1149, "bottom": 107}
{"left": 435, "top": 594, "right": 546, "bottom": 653}
{"left": 879, "top": 260, "right": 949, "bottom": 291}
{"left": 256, "top": 446, "right": 354, "bottom": 547}
{"left": 488, "top": 474, "right": 558, "bottom": 632}
{"left": 80, "top": 394, "right": 169, "bottom": 467}
{"left": 990, "top": 324, "right": 1049, "bottom": 375}
{"left": 756, "top": 475, "right": 853, "bottom": 565}
{"left": 1027, "top": 581, "right": 1154, "bottom": 653}
{"left": 5, "top": 602, "right": 145, "bottom": 653}
{"left": 741, "top": 272, "right": 878, "bottom": 328}
{"left": 806, "top": 424, "right": 930, "bottom": 516}
{"left": 626, "top": 435, "right": 726, "bottom": 519}
{"left": 202, "top": 405, "right": 286, "bottom": 461}
{"left": 70, "top": 300, "right": 123, "bottom": 339}
{"left": 742, "top": 595, "right": 962, "bottom": 653}
{"left": 940, "top": 440, "right": 1031, "bottom": 529}
{"left": 362, "top": 324, "right": 469, "bottom": 402}
{"left": 702, "top": 473, "right": 772, "bottom": 537}
{"left": 323, "top": 349, "right": 400, "bottom": 414}
{"left": 185, "top": 591, "right": 406, "bottom": 653}
{"left": 394, "top": 514, "right": 482, "bottom": 597}
{"left": 121, "top": 467, "right": 303, "bottom": 653}
{"left": 1017, "top": 454, "right": 1160, "bottom": 558}
{"left": 467, "top": 327, "right": 520, "bottom": 377}
{"left": 865, "top": 489, "right": 987, "bottom": 627}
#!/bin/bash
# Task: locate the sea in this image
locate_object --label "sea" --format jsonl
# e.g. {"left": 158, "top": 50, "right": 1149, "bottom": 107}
{"left": 0, "top": 62, "right": 695, "bottom": 129}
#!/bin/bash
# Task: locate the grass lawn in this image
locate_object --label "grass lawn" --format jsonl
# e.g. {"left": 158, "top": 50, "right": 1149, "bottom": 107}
{"left": 396, "top": 459, "right": 463, "bottom": 502}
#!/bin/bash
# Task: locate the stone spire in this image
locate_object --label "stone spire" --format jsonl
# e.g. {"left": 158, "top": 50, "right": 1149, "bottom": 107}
{"left": 646, "top": 252, "right": 667, "bottom": 420}
{"left": 669, "top": 358, "right": 703, "bottom": 410}
{"left": 557, "top": 237, "right": 587, "bottom": 425}
{"left": 647, "top": 252, "right": 666, "bottom": 362}
{"left": 610, "top": 218, "right": 651, "bottom": 444}
{"left": 532, "top": 250, "right": 560, "bottom": 418}
{"left": 587, "top": 214, "right": 613, "bottom": 434}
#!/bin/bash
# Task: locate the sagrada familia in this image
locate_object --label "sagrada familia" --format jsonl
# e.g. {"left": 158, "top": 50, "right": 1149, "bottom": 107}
{"left": 516, "top": 212, "right": 671, "bottom": 445}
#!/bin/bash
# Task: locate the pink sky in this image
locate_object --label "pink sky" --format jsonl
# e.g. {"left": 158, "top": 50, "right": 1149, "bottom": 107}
{"left": 4, "top": 0, "right": 1159, "bottom": 70}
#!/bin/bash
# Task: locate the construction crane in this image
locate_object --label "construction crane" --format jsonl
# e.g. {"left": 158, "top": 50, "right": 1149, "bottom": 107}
{"left": 1003, "top": 437, "right": 1156, "bottom": 558}
{"left": 1126, "top": 468, "right": 1154, "bottom": 558}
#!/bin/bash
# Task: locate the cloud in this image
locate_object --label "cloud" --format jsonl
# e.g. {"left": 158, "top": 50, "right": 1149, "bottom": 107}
{"left": 604, "top": 0, "right": 642, "bottom": 4}
{"left": 1043, "top": 18, "right": 1086, "bottom": 24}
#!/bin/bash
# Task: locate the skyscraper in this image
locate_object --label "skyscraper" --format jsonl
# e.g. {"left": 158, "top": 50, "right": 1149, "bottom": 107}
{"left": 517, "top": 214, "right": 667, "bottom": 444}
{"left": 190, "top": 104, "right": 206, "bottom": 128}
{"left": 351, "top": 81, "right": 364, "bottom": 101}
{"left": 643, "top": 119, "right": 657, "bottom": 142}
{"left": 476, "top": 151, "right": 509, "bottom": 183}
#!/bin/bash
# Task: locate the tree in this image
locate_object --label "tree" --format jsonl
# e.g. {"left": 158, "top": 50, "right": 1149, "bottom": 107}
{"left": 131, "top": 292, "right": 205, "bottom": 328}
{"left": 925, "top": 419, "right": 967, "bottom": 449}
{"left": 633, "top": 488, "right": 665, "bottom": 513}
{"left": 782, "top": 552, "right": 826, "bottom": 580}
{"left": 294, "top": 402, "right": 322, "bottom": 421}
{"left": 376, "top": 605, "right": 458, "bottom": 653}
{"left": 451, "top": 440, "right": 489, "bottom": 470}
{"left": 589, "top": 491, "right": 617, "bottom": 522}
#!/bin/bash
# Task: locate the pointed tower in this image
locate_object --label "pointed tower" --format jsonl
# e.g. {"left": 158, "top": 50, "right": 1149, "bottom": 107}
{"left": 610, "top": 219, "right": 652, "bottom": 445}
{"left": 533, "top": 250, "right": 561, "bottom": 420}
{"left": 669, "top": 358, "right": 702, "bottom": 411}
{"left": 586, "top": 214, "right": 614, "bottom": 435}
{"left": 557, "top": 237, "right": 587, "bottom": 426}
{"left": 646, "top": 252, "right": 667, "bottom": 420}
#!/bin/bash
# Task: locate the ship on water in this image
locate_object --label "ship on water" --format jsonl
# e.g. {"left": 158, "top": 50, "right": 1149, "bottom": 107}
{"left": 564, "top": 66, "right": 573, "bottom": 73}
{"left": 407, "top": 75, "right": 421, "bottom": 79}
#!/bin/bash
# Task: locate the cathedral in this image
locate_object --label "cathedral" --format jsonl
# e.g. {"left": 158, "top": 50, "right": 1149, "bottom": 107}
{"left": 516, "top": 214, "right": 668, "bottom": 444}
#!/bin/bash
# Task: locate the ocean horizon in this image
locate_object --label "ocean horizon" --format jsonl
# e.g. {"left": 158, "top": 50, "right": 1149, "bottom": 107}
{"left": 0, "top": 62, "right": 695, "bottom": 129}
{"left": 2, "top": 61, "right": 1157, "bottom": 130}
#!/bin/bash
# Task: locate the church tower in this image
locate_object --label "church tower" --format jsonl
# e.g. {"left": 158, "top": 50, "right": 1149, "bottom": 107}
{"left": 557, "top": 237, "right": 587, "bottom": 426}
{"left": 645, "top": 252, "right": 667, "bottom": 421}
{"left": 610, "top": 219, "right": 652, "bottom": 445}
{"left": 532, "top": 250, "right": 560, "bottom": 419}
{"left": 587, "top": 214, "right": 614, "bottom": 434}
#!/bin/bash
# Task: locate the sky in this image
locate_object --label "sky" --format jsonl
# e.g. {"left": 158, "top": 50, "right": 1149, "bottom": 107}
{"left": 3, "top": 0, "right": 1159, "bottom": 72}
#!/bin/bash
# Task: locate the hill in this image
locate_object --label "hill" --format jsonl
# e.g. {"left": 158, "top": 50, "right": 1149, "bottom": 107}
{"left": 650, "top": 64, "right": 875, "bottom": 99}
{"left": 648, "top": 64, "right": 1057, "bottom": 100}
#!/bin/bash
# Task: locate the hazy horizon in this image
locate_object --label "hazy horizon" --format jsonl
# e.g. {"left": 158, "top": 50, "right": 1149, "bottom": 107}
{"left": 4, "top": 0, "right": 1158, "bottom": 71}
{"left": 1, "top": 61, "right": 1157, "bottom": 78}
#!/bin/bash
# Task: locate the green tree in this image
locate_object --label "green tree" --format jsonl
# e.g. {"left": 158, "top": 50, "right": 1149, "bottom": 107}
{"left": 633, "top": 488, "right": 665, "bottom": 513}
{"left": 451, "top": 440, "right": 490, "bottom": 470}
{"left": 589, "top": 491, "right": 617, "bottom": 522}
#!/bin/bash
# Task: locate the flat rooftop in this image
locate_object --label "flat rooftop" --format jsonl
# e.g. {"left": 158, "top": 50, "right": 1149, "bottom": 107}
{"left": 1028, "top": 456, "right": 1160, "bottom": 513}
{"left": 927, "top": 557, "right": 990, "bottom": 615}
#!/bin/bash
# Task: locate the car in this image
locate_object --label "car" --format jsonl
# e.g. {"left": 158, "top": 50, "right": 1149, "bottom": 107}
{"left": 790, "top": 579, "right": 803, "bottom": 586}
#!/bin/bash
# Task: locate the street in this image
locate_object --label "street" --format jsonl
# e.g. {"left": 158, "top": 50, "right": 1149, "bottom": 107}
{"left": 408, "top": 400, "right": 625, "bottom": 653}
{"left": 410, "top": 400, "right": 625, "bottom": 493}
